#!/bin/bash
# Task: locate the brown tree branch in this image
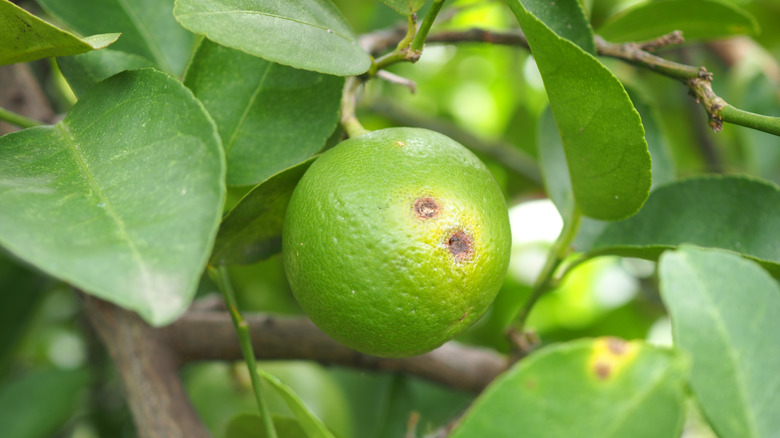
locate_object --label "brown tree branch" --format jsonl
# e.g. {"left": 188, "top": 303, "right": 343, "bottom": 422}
{"left": 163, "top": 309, "right": 508, "bottom": 393}
{"left": 82, "top": 296, "right": 210, "bottom": 438}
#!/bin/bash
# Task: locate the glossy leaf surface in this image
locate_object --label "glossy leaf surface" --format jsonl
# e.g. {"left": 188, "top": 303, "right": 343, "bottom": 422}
{"left": 0, "top": 69, "right": 225, "bottom": 326}
{"left": 516, "top": 0, "right": 595, "bottom": 54}
{"left": 0, "top": 0, "right": 117, "bottom": 65}
{"left": 211, "top": 158, "right": 314, "bottom": 265}
{"left": 508, "top": 0, "right": 652, "bottom": 220}
{"left": 598, "top": 0, "right": 760, "bottom": 43}
{"left": 36, "top": 0, "right": 196, "bottom": 76}
{"left": 184, "top": 40, "right": 341, "bottom": 186}
{"left": 659, "top": 247, "right": 780, "bottom": 438}
{"left": 174, "top": 0, "right": 371, "bottom": 76}
{"left": 451, "top": 338, "right": 687, "bottom": 437}
{"left": 590, "top": 175, "right": 780, "bottom": 275}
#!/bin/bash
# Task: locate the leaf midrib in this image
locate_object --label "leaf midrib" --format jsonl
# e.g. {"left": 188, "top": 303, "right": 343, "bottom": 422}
{"left": 57, "top": 122, "right": 150, "bottom": 287}
{"left": 115, "top": 0, "right": 171, "bottom": 72}
{"left": 224, "top": 62, "right": 273, "bottom": 155}
{"left": 688, "top": 257, "right": 760, "bottom": 438}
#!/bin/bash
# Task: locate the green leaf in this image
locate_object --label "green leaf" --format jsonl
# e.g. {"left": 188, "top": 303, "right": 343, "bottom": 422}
{"left": 173, "top": 0, "right": 371, "bottom": 76}
{"left": 450, "top": 338, "right": 687, "bottom": 438}
{"left": 598, "top": 0, "right": 760, "bottom": 43}
{"left": 380, "top": 0, "right": 426, "bottom": 16}
{"left": 508, "top": 0, "right": 652, "bottom": 221}
{"left": 211, "top": 158, "right": 314, "bottom": 266}
{"left": 257, "top": 368, "right": 336, "bottom": 438}
{"left": 0, "top": 367, "right": 90, "bottom": 438}
{"left": 226, "top": 413, "right": 307, "bottom": 438}
{"left": 36, "top": 0, "right": 196, "bottom": 76}
{"left": 0, "top": 69, "right": 225, "bottom": 326}
{"left": 0, "top": 0, "right": 118, "bottom": 65}
{"left": 515, "top": 0, "right": 595, "bottom": 54}
{"left": 58, "top": 49, "right": 157, "bottom": 97}
{"left": 590, "top": 175, "right": 780, "bottom": 276}
{"left": 0, "top": 256, "right": 47, "bottom": 369}
{"left": 659, "top": 247, "right": 780, "bottom": 438}
{"left": 183, "top": 40, "right": 342, "bottom": 187}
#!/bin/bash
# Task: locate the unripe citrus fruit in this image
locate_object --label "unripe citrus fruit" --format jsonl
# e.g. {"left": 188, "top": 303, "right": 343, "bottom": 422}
{"left": 282, "top": 127, "right": 511, "bottom": 357}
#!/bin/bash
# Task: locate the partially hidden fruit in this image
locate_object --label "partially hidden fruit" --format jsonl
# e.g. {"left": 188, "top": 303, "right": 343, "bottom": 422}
{"left": 282, "top": 127, "right": 511, "bottom": 357}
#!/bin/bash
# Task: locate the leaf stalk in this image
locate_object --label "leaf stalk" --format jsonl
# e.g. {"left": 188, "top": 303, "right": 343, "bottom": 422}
{"left": 207, "top": 265, "right": 277, "bottom": 438}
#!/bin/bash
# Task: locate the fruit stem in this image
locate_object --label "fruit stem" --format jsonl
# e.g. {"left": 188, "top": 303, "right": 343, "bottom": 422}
{"left": 411, "top": 0, "right": 447, "bottom": 53}
{"left": 510, "top": 207, "right": 583, "bottom": 336}
{"left": 207, "top": 265, "right": 278, "bottom": 438}
{"left": 341, "top": 76, "right": 369, "bottom": 138}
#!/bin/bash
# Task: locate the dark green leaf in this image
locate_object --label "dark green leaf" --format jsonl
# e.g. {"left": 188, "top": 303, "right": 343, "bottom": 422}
{"left": 211, "top": 158, "right": 314, "bottom": 266}
{"left": 226, "top": 414, "right": 307, "bottom": 438}
{"left": 0, "top": 69, "right": 225, "bottom": 326}
{"left": 659, "top": 246, "right": 780, "bottom": 438}
{"left": 58, "top": 49, "right": 156, "bottom": 97}
{"left": 0, "top": 367, "right": 90, "bottom": 438}
{"left": 183, "top": 40, "right": 342, "bottom": 186}
{"left": 590, "top": 175, "right": 780, "bottom": 276}
{"left": 173, "top": 0, "right": 371, "bottom": 76}
{"left": 380, "top": 0, "right": 426, "bottom": 16}
{"left": 36, "top": 0, "right": 196, "bottom": 76}
{"left": 0, "top": 0, "right": 117, "bottom": 65}
{"left": 598, "top": 0, "right": 760, "bottom": 43}
{"left": 257, "top": 368, "right": 336, "bottom": 438}
{"left": 450, "top": 338, "right": 687, "bottom": 437}
{"left": 515, "top": 0, "right": 595, "bottom": 54}
{"left": 508, "top": 0, "right": 652, "bottom": 221}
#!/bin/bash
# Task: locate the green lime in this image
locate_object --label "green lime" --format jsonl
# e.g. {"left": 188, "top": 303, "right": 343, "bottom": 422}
{"left": 282, "top": 127, "right": 511, "bottom": 357}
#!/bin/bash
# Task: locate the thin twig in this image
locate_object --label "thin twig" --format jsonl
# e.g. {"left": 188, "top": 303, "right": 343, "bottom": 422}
{"left": 415, "top": 27, "right": 780, "bottom": 136}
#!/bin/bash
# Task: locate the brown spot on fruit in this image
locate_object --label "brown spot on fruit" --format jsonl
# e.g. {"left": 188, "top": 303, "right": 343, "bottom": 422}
{"left": 414, "top": 197, "right": 440, "bottom": 219}
{"left": 446, "top": 230, "right": 473, "bottom": 262}
{"left": 594, "top": 361, "right": 611, "bottom": 379}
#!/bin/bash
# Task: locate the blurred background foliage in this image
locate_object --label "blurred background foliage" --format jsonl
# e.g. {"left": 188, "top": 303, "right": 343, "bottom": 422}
{"left": 1, "top": 0, "right": 778, "bottom": 437}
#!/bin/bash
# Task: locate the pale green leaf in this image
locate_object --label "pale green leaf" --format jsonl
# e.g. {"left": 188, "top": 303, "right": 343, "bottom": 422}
{"left": 508, "top": 0, "right": 652, "bottom": 220}
{"left": 450, "top": 338, "right": 687, "bottom": 437}
{"left": 598, "top": 0, "right": 760, "bottom": 43}
{"left": 257, "top": 368, "right": 336, "bottom": 438}
{"left": 211, "top": 158, "right": 315, "bottom": 265}
{"left": 590, "top": 175, "right": 780, "bottom": 276}
{"left": 0, "top": 0, "right": 118, "bottom": 65}
{"left": 36, "top": 0, "right": 196, "bottom": 76}
{"left": 0, "top": 69, "right": 225, "bottom": 326}
{"left": 183, "top": 40, "right": 342, "bottom": 186}
{"left": 659, "top": 246, "right": 780, "bottom": 438}
{"left": 380, "top": 0, "right": 426, "bottom": 16}
{"left": 173, "top": 0, "right": 371, "bottom": 76}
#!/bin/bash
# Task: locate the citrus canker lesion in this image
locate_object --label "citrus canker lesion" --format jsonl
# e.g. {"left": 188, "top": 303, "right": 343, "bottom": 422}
{"left": 282, "top": 127, "right": 511, "bottom": 358}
